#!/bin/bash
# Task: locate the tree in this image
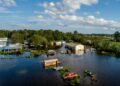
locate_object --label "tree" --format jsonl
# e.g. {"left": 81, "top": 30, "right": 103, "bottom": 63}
{"left": 11, "top": 32, "right": 24, "bottom": 43}
{"left": 0, "top": 30, "right": 8, "bottom": 38}
{"left": 53, "top": 30, "right": 63, "bottom": 40}
{"left": 114, "top": 31, "right": 120, "bottom": 42}
{"left": 74, "top": 30, "right": 78, "bottom": 34}
{"left": 30, "top": 34, "right": 48, "bottom": 49}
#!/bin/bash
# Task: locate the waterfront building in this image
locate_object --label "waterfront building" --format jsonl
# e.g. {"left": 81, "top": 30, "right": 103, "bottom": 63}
{"left": 2, "top": 43, "right": 23, "bottom": 52}
{"left": 0, "top": 38, "right": 8, "bottom": 48}
{"left": 55, "top": 41, "right": 62, "bottom": 46}
{"left": 66, "top": 43, "right": 84, "bottom": 54}
{"left": 55, "top": 41, "right": 66, "bottom": 47}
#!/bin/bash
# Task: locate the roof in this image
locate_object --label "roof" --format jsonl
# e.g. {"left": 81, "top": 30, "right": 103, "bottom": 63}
{"left": 3, "top": 43, "right": 22, "bottom": 50}
{"left": 64, "top": 72, "right": 79, "bottom": 79}
{"left": 0, "top": 38, "right": 8, "bottom": 41}
{"left": 66, "top": 43, "right": 84, "bottom": 47}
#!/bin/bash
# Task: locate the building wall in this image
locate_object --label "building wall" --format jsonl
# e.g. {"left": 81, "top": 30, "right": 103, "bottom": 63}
{"left": 0, "top": 38, "right": 8, "bottom": 48}
{"left": 75, "top": 45, "right": 84, "bottom": 54}
{"left": 66, "top": 43, "right": 84, "bottom": 54}
{"left": 55, "top": 41, "right": 62, "bottom": 46}
{"left": 44, "top": 59, "right": 60, "bottom": 67}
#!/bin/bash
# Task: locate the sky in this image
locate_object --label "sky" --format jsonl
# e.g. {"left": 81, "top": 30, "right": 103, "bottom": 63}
{"left": 0, "top": 0, "right": 120, "bottom": 34}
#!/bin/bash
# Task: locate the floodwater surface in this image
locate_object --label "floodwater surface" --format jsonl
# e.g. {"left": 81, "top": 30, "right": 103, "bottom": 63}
{"left": 0, "top": 50, "right": 120, "bottom": 86}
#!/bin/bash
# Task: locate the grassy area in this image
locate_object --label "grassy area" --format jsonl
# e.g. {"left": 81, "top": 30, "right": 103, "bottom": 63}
{"left": 0, "top": 49, "right": 48, "bottom": 57}
{"left": 111, "top": 42, "right": 120, "bottom": 47}
{"left": 93, "top": 41, "right": 120, "bottom": 57}
{"left": 29, "top": 50, "right": 48, "bottom": 57}
{"left": 0, "top": 50, "right": 24, "bottom": 55}
{"left": 59, "top": 67, "right": 69, "bottom": 76}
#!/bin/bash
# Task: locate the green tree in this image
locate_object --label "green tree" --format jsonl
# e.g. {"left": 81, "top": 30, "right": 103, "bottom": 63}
{"left": 30, "top": 34, "right": 48, "bottom": 49}
{"left": 0, "top": 33, "right": 6, "bottom": 37}
{"left": 11, "top": 32, "right": 24, "bottom": 43}
{"left": 0, "top": 30, "right": 8, "bottom": 38}
{"left": 53, "top": 30, "right": 63, "bottom": 40}
{"left": 74, "top": 30, "right": 78, "bottom": 34}
{"left": 114, "top": 31, "right": 120, "bottom": 42}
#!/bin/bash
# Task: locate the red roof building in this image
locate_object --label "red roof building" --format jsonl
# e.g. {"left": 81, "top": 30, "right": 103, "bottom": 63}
{"left": 64, "top": 72, "right": 79, "bottom": 79}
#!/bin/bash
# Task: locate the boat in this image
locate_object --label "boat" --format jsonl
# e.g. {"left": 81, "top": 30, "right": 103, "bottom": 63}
{"left": 91, "top": 74, "right": 97, "bottom": 81}
{"left": 84, "top": 69, "right": 97, "bottom": 81}
{"left": 84, "top": 69, "right": 93, "bottom": 76}
{"left": 53, "top": 66, "right": 63, "bottom": 71}
{"left": 58, "top": 67, "right": 80, "bottom": 86}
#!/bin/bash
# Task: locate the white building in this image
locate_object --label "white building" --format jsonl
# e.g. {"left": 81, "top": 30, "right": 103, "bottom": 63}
{"left": 2, "top": 43, "right": 23, "bottom": 52}
{"left": 66, "top": 43, "right": 85, "bottom": 54}
{"left": 55, "top": 41, "right": 62, "bottom": 46}
{"left": 55, "top": 41, "right": 66, "bottom": 46}
{"left": 0, "top": 38, "right": 8, "bottom": 48}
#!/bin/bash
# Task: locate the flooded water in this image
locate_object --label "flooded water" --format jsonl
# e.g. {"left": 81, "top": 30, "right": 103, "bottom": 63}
{"left": 0, "top": 49, "right": 120, "bottom": 86}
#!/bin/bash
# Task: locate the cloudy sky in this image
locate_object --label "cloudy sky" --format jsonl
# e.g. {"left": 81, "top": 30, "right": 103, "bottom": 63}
{"left": 0, "top": 0, "right": 120, "bottom": 33}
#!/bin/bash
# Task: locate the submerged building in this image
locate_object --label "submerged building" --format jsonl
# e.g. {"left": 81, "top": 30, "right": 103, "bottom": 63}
{"left": 43, "top": 59, "right": 60, "bottom": 67}
{"left": 0, "top": 38, "right": 23, "bottom": 52}
{"left": 0, "top": 38, "right": 8, "bottom": 48}
{"left": 55, "top": 41, "right": 66, "bottom": 47}
{"left": 65, "top": 43, "right": 85, "bottom": 55}
{"left": 2, "top": 43, "right": 23, "bottom": 52}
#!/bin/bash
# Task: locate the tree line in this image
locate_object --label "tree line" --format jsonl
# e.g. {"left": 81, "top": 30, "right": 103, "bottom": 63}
{"left": 0, "top": 30, "right": 83, "bottom": 49}
{"left": 0, "top": 29, "right": 120, "bottom": 56}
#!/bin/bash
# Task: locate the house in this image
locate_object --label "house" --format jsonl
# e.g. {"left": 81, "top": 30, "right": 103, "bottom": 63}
{"left": 65, "top": 43, "right": 85, "bottom": 54}
{"left": 55, "top": 41, "right": 66, "bottom": 46}
{"left": 0, "top": 38, "right": 8, "bottom": 48}
{"left": 2, "top": 43, "right": 23, "bottom": 52}
{"left": 55, "top": 41, "right": 62, "bottom": 46}
{"left": 23, "top": 40, "right": 29, "bottom": 49}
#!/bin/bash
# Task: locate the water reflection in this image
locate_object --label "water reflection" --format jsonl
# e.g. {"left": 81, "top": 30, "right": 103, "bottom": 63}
{"left": 76, "top": 51, "right": 84, "bottom": 55}
{"left": 0, "top": 57, "right": 17, "bottom": 71}
{"left": 16, "top": 69, "right": 28, "bottom": 75}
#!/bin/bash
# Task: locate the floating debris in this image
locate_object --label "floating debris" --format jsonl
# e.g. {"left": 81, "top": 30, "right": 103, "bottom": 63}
{"left": 84, "top": 69, "right": 97, "bottom": 82}
{"left": 53, "top": 66, "right": 63, "bottom": 71}
{"left": 91, "top": 74, "right": 97, "bottom": 81}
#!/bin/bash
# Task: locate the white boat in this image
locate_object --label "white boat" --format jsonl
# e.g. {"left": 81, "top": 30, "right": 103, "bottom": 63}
{"left": 53, "top": 66, "right": 63, "bottom": 71}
